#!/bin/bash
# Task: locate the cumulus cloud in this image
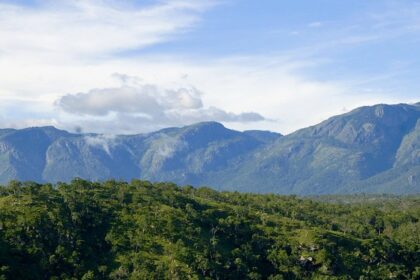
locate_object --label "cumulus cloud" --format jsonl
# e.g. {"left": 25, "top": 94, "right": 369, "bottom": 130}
{"left": 55, "top": 76, "right": 266, "bottom": 133}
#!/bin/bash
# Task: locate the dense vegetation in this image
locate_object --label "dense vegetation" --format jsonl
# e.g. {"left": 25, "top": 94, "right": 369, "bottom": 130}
{"left": 0, "top": 180, "right": 419, "bottom": 279}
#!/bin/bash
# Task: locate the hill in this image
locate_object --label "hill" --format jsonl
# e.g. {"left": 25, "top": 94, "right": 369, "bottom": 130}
{"left": 0, "top": 180, "right": 419, "bottom": 279}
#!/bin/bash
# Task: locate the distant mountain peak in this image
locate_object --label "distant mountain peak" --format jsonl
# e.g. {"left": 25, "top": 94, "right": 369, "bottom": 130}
{"left": 178, "top": 121, "right": 234, "bottom": 139}
{"left": 184, "top": 121, "right": 226, "bottom": 130}
{"left": 149, "top": 122, "right": 227, "bottom": 137}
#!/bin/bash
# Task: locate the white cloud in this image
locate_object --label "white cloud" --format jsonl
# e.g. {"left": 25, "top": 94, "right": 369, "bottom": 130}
{"left": 57, "top": 74, "right": 204, "bottom": 116}
{"left": 0, "top": 115, "right": 58, "bottom": 130}
{"left": 55, "top": 75, "right": 266, "bottom": 133}
{"left": 308, "top": 21, "right": 323, "bottom": 28}
{"left": 0, "top": 0, "right": 216, "bottom": 60}
{"left": 0, "top": 49, "right": 409, "bottom": 134}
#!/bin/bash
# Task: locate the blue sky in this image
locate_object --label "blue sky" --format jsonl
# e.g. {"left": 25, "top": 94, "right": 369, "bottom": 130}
{"left": 0, "top": 0, "right": 419, "bottom": 134}
{"left": 166, "top": 0, "right": 420, "bottom": 98}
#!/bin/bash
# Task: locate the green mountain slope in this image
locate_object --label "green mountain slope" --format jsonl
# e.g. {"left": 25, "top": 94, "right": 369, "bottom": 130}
{"left": 222, "top": 103, "right": 420, "bottom": 194}
{"left": 0, "top": 122, "right": 280, "bottom": 188}
{"left": 0, "top": 103, "right": 419, "bottom": 194}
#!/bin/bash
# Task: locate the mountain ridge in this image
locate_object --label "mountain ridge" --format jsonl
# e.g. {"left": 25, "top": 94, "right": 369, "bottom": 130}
{"left": 1, "top": 102, "right": 419, "bottom": 194}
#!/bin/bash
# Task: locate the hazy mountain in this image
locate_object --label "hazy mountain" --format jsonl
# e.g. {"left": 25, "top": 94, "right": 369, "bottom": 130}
{"left": 221, "top": 103, "right": 420, "bottom": 194}
{"left": 0, "top": 122, "right": 280, "bottom": 187}
{"left": 0, "top": 103, "right": 419, "bottom": 194}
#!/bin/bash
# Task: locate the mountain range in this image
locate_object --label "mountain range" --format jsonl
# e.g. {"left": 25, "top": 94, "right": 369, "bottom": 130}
{"left": 1, "top": 102, "right": 420, "bottom": 194}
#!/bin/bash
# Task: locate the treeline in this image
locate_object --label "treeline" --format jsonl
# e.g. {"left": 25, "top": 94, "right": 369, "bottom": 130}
{"left": 0, "top": 180, "right": 419, "bottom": 279}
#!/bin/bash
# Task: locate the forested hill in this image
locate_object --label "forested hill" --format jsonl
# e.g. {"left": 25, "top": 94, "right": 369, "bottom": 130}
{"left": 1, "top": 102, "right": 420, "bottom": 194}
{"left": 0, "top": 180, "right": 419, "bottom": 279}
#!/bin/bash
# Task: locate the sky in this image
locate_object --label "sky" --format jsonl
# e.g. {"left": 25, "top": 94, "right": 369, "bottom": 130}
{"left": 0, "top": 0, "right": 419, "bottom": 134}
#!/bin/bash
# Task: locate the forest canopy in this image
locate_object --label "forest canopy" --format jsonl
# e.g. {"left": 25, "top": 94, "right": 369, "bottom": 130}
{"left": 0, "top": 179, "right": 419, "bottom": 279}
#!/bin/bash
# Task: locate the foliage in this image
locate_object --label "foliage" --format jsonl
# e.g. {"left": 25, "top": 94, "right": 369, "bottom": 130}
{"left": 0, "top": 180, "right": 419, "bottom": 279}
